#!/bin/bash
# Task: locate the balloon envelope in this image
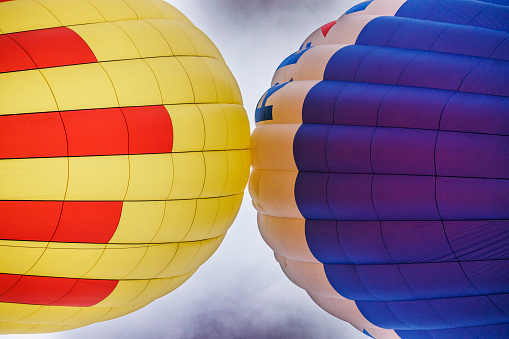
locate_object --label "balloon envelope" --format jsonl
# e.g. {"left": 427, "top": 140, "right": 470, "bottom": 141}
{"left": 0, "top": 0, "right": 249, "bottom": 334}
{"left": 250, "top": 0, "right": 509, "bottom": 338}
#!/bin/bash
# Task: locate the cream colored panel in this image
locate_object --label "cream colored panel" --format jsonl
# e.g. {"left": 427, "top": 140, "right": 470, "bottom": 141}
{"left": 294, "top": 45, "right": 345, "bottom": 81}
{"left": 251, "top": 124, "right": 298, "bottom": 171}
{"left": 145, "top": 58, "right": 194, "bottom": 105}
{"left": 0, "top": 0, "right": 61, "bottom": 34}
{"left": 110, "top": 201, "right": 165, "bottom": 244}
{"left": 86, "top": 0, "right": 137, "bottom": 21}
{"left": 178, "top": 57, "right": 217, "bottom": 103}
{"left": 66, "top": 155, "right": 129, "bottom": 201}
{"left": 201, "top": 152, "right": 228, "bottom": 198}
{"left": 123, "top": 243, "right": 179, "bottom": 279}
{"left": 351, "top": 0, "right": 406, "bottom": 16}
{"left": 198, "top": 104, "right": 227, "bottom": 151}
{"left": 70, "top": 22, "right": 140, "bottom": 62}
{"left": 147, "top": 19, "right": 196, "bottom": 55}
{"left": 168, "top": 152, "right": 205, "bottom": 200}
{"left": 41, "top": 63, "right": 118, "bottom": 111}
{"left": 0, "top": 70, "right": 57, "bottom": 115}
{"left": 152, "top": 199, "right": 196, "bottom": 243}
{"left": 166, "top": 104, "right": 205, "bottom": 152}
{"left": 125, "top": 153, "right": 173, "bottom": 201}
{"left": 115, "top": 19, "right": 173, "bottom": 58}
{"left": 101, "top": 59, "right": 162, "bottom": 107}
{"left": 0, "top": 241, "right": 47, "bottom": 275}
{"left": 0, "top": 157, "right": 67, "bottom": 200}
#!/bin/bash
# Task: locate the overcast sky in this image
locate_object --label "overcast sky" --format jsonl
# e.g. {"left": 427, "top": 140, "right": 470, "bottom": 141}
{"left": 6, "top": 1, "right": 367, "bottom": 338}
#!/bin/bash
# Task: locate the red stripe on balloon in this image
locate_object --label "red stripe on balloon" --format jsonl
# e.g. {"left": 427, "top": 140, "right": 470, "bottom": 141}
{"left": 321, "top": 21, "right": 337, "bottom": 37}
{"left": 0, "top": 201, "right": 122, "bottom": 243}
{"left": 0, "top": 35, "right": 37, "bottom": 72}
{"left": 0, "top": 106, "right": 173, "bottom": 159}
{"left": 0, "top": 274, "right": 118, "bottom": 307}
{"left": 5, "top": 27, "right": 97, "bottom": 70}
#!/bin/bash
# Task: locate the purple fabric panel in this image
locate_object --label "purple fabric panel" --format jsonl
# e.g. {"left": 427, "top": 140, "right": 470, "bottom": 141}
{"left": 304, "top": 220, "right": 352, "bottom": 264}
{"left": 336, "top": 221, "right": 394, "bottom": 264}
{"left": 323, "top": 45, "right": 376, "bottom": 82}
{"left": 327, "top": 173, "right": 377, "bottom": 220}
{"left": 489, "top": 294, "right": 509, "bottom": 315}
{"left": 356, "top": 301, "right": 411, "bottom": 329}
{"left": 373, "top": 175, "right": 440, "bottom": 220}
{"left": 398, "top": 52, "right": 482, "bottom": 91}
{"left": 461, "top": 260, "right": 509, "bottom": 294}
{"left": 389, "top": 300, "right": 454, "bottom": 330}
{"left": 378, "top": 86, "right": 451, "bottom": 130}
{"left": 371, "top": 128, "right": 436, "bottom": 176}
{"left": 470, "top": 5, "right": 509, "bottom": 32}
{"left": 445, "top": 220, "right": 509, "bottom": 261}
{"left": 467, "top": 323, "right": 509, "bottom": 339}
{"left": 491, "top": 37, "right": 509, "bottom": 60}
{"left": 325, "top": 125, "right": 374, "bottom": 174}
{"left": 302, "top": 81, "right": 348, "bottom": 124}
{"left": 440, "top": 93, "right": 509, "bottom": 136}
{"left": 295, "top": 172, "right": 334, "bottom": 220}
{"left": 293, "top": 124, "right": 331, "bottom": 172}
{"left": 425, "top": 0, "right": 489, "bottom": 26}
{"left": 398, "top": 327, "right": 476, "bottom": 338}
{"left": 388, "top": 18, "right": 447, "bottom": 51}
{"left": 382, "top": 221, "right": 456, "bottom": 263}
{"left": 429, "top": 296, "right": 509, "bottom": 327}
{"left": 333, "top": 82, "right": 390, "bottom": 126}
{"left": 324, "top": 264, "right": 377, "bottom": 300}
{"left": 355, "top": 48, "right": 422, "bottom": 85}
{"left": 460, "top": 59, "right": 509, "bottom": 97}
{"left": 399, "top": 262, "right": 479, "bottom": 298}
{"left": 356, "top": 16, "right": 409, "bottom": 47}
{"left": 436, "top": 177, "right": 509, "bottom": 220}
{"left": 356, "top": 265, "right": 421, "bottom": 300}
{"left": 436, "top": 131, "right": 509, "bottom": 179}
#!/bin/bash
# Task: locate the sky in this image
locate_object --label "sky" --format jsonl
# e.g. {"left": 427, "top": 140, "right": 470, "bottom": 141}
{"left": 5, "top": 1, "right": 367, "bottom": 338}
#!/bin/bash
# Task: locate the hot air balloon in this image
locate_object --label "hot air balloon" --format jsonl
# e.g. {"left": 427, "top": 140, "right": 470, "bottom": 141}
{"left": 0, "top": 0, "right": 249, "bottom": 334}
{"left": 250, "top": 0, "right": 508, "bottom": 337}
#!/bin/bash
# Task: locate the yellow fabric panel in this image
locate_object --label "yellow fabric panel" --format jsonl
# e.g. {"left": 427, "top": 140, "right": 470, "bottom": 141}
{"left": 122, "top": 243, "right": 180, "bottom": 279}
{"left": 222, "top": 104, "right": 250, "bottom": 150}
{"left": 51, "top": 306, "right": 112, "bottom": 326}
{"left": 70, "top": 22, "right": 141, "bottom": 62}
{"left": 114, "top": 20, "right": 172, "bottom": 58}
{"left": 156, "top": 241, "right": 203, "bottom": 278}
{"left": 0, "top": 302, "right": 41, "bottom": 322}
{"left": 201, "top": 57, "right": 233, "bottom": 103}
{"left": 26, "top": 242, "right": 105, "bottom": 278}
{"left": 0, "top": 70, "right": 57, "bottom": 115}
{"left": 151, "top": 199, "right": 196, "bottom": 243}
{"left": 110, "top": 201, "right": 165, "bottom": 244}
{"left": 125, "top": 153, "right": 173, "bottom": 201}
{"left": 185, "top": 236, "right": 223, "bottom": 272}
{"left": 145, "top": 57, "right": 194, "bottom": 105}
{"left": 201, "top": 152, "right": 228, "bottom": 198}
{"left": 198, "top": 104, "right": 227, "bottom": 151}
{"left": 166, "top": 104, "right": 205, "bottom": 152}
{"left": 146, "top": 0, "right": 189, "bottom": 21}
{"left": 92, "top": 304, "right": 145, "bottom": 324}
{"left": 85, "top": 0, "right": 137, "bottom": 22}
{"left": 122, "top": 0, "right": 163, "bottom": 19}
{"left": 66, "top": 155, "right": 129, "bottom": 201}
{"left": 220, "top": 62, "right": 244, "bottom": 105}
{"left": 146, "top": 19, "right": 197, "bottom": 56}
{"left": 41, "top": 63, "right": 118, "bottom": 111}
{"left": 94, "top": 279, "right": 150, "bottom": 307}
{"left": 172, "top": 21, "right": 214, "bottom": 58}
{"left": 183, "top": 198, "right": 219, "bottom": 241}
{"left": 206, "top": 194, "right": 241, "bottom": 239}
{"left": 0, "top": 0, "right": 61, "bottom": 34}
{"left": 17, "top": 305, "right": 81, "bottom": 325}
{"left": 100, "top": 59, "right": 162, "bottom": 107}
{"left": 178, "top": 57, "right": 217, "bottom": 103}
{"left": 122, "top": 276, "right": 187, "bottom": 306}
{"left": 0, "top": 241, "right": 47, "bottom": 275}
{"left": 168, "top": 152, "right": 205, "bottom": 200}
{"left": 222, "top": 150, "right": 250, "bottom": 196}
{"left": 0, "top": 157, "right": 67, "bottom": 201}
{"left": 35, "top": 0, "right": 104, "bottom": 26}
{"left": 0, "top": 322, "right": 39, "bottom": 335}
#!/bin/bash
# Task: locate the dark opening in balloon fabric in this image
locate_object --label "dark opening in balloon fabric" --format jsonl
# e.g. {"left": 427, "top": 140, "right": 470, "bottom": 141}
{"left": 250, "top": 0, "right": 509, "bottom": 338}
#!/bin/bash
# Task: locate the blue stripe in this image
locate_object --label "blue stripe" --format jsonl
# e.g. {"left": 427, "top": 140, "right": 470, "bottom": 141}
{"left": 345, "top": 0, "right": 374, "bottom": 14}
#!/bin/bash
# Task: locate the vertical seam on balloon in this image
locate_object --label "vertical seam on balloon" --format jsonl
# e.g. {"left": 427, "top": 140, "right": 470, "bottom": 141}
{"left": 331, "top": 82, "right": 353, "bottom": 125}
{"left": 488, "top": 36, "right": 508, "bottom": 59}
{"left": 488, "top": 295, "right": 509, "bottom": 317}
{"left": 31, "top": 0, "right": 64, "bottom": 27}
{"left": 395, "top": 51, "right": 425, "bottom": 85}
{"left": 353, "top": 47, "right": 378, "bottom": 82}
{"left": 171, "top": 20, "right": 198, "bottom": 56}
{"left": 148, "top": 200, "right": 170, "bottom": 243}
{"left": 334, "top": 222, "right": 355, "bottom": 265}
{"left": 179, "top": 198, "right": 199, "bottom": 242}
{"left": 83, "top": 0, "right": 107, "bottom": 22}
{"left": 143, "top": 19, "right": 175, "bottom": 55}
{"left": 384, "top": 17, "right": 410, "bottom": 47}
{"left": 144, "top": 0, "right": 165, "bottom": 19}
{"left": 153, "top": 242, "right": 180, "bottom": 278}
{"left": 455, "top": 58, "right": 488, "bottom": 93}
{"left": 465, "top": 5, "right": 489, "bottom": 27}
{"left": 175, "top": 57, "right": 197, "bottom": 104}
{"left": 119, "top": 244, "right": 150, "bottom": 280}
{"left": 119, "top": 107, "right": 131, "bottom": 201}
{"left": 120, "top": 0, "right": 139, "bottom": 20}
{"left": 48, "top": 278, "right": 80, "bottom": 306}
{"left": 120, "top": 279, "right": 152, "bottom": 306}
{"left": 111, "top": 21, "right": 143, "bottom": 58}
{"left": 198, "top": 57, "right": 219, "bottom": 105}
{"left": 203, "top": 197, "right": 222, "bottom": 240}
{"left": 215, "top": 60, "right": 235, "bottom": 105}
{"left": 142, "top": 59, "right": 164, "bottom": 104}
{"left": 423, "top": 0, "right": 447, "bottom": 21}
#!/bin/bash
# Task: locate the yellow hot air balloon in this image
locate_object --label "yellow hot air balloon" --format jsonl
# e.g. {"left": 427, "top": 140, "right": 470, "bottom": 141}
{"left": 0, "top": 0, "right": 250, "bottom": 334}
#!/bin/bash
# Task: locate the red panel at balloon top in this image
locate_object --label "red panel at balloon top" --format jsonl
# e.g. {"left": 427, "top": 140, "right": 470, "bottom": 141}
{"left": 0, "top": 35, "right": 36, "bottom": 72}
{"left": 0, "top": 274, "right": 118, "bottom": 306}
{"left": 7, "top": 27, "right": 97, "bottom": 69}
{"left": 321, "top": 21, "right": 337, "bottom": 37}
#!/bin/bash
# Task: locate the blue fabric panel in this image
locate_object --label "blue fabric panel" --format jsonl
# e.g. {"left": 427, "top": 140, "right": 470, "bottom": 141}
{"left": 295, "top": 172, "right": 334, "bottom": 220}
{"left": 378, "top": 86, "right": 451, "bottom": 130}
{"left": 334, "top": 82, "right": 391, "bottom": 127}
{"left": 356, "top": 301, "right": 411, "bottom": 329}
{"left": 382, "top": 221, "right": 456, "bottom": 264}
{"left": 371, "top": 127, "right": 436, "bottom": 176}
{"left": 293, "top": 124, "right": 331, "bottom": 172}
{"left": 475, "top": 0, "right": 509, "bottom": 6}
{"left": 355, "top": 47, "right": 422, "bottom": 85}
{"left": 304, "top": 220, "right": 352, "bottom": 264}
{"left": 491, "top": 37, "right": 509, "bottom": 60}
{"left": 345, "top": 0, "right": 373, "bottom": 15}
{"left": 460, "top": 59, "right": 509, "bottom": 97}
{"left": 398, "top": 328, "right": 476, "bottom": 338}
{"left": 255, "top": 81, "right": 289, "bottom": 123}
{"left": 394, "top": 330, "right": 432, "bottom": 339}
{"left": 324, "top": 264, "right": 377, "bottom": 300}
{"left": 399, "top": 262, "right": 479, "bottom": 298}
{"left": 440, "top": 93, "right": 509, "bottom": 136}
{"left": 323, "top": 45, "right": 375, "bottom": 82}
{"left": 467, "top": 323, "right": 509, "bottom": 339}
{"left": 395, "top": 0, "right": 443, "bottom": 20}
{"left": 445, "top": 220, "right": 509, "bottom": 261}
{"left": 302, "top": 81, "right": 348, "bottom": 124}
{"left": 469, "top": 5, "right": 509, "bottom": 32}
{"left": 436, "top": 132, "right": 509, "bottom": 179}
{"left": 356, "top": 265, "right": 420, "bottom": 300}
{"left": 489, "top": 294, "right": 509, "bottom": 314}
{"left": 461, "top": 260, "right": 509, "bottom": 294}
{"left": 389, "top": 19, "right": 447, "bottom": 51}
{"left": 436, "top": 177, "right": 509, "bottom": 220}
{"left": 337, "top": 221, "right": 395, "bottom": 264}
{"left": 276, "top": 47, "right": 313, "bottom": 71}
{"left": 356, "top": 16, "right": 409, "bottom": 47}
{"left": 362, "top": 329, "right": 375, "bottom": 338}
{"left": 327, "top": 173, "right": 378, "bottom": 220}
{"left": 325, "top": 125, "right": 374, "bottom": 174}
{"left": 426, "top": 0, "right": 490, "bottom": 26}
{"left": 372, "top": 175, "right": 440, "bottom": 220}
{"left": 429, "top": 296, "right": 509, "bottom": 327}
{"left": 389, "top": 300, "right": 452, "bottom": 329}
